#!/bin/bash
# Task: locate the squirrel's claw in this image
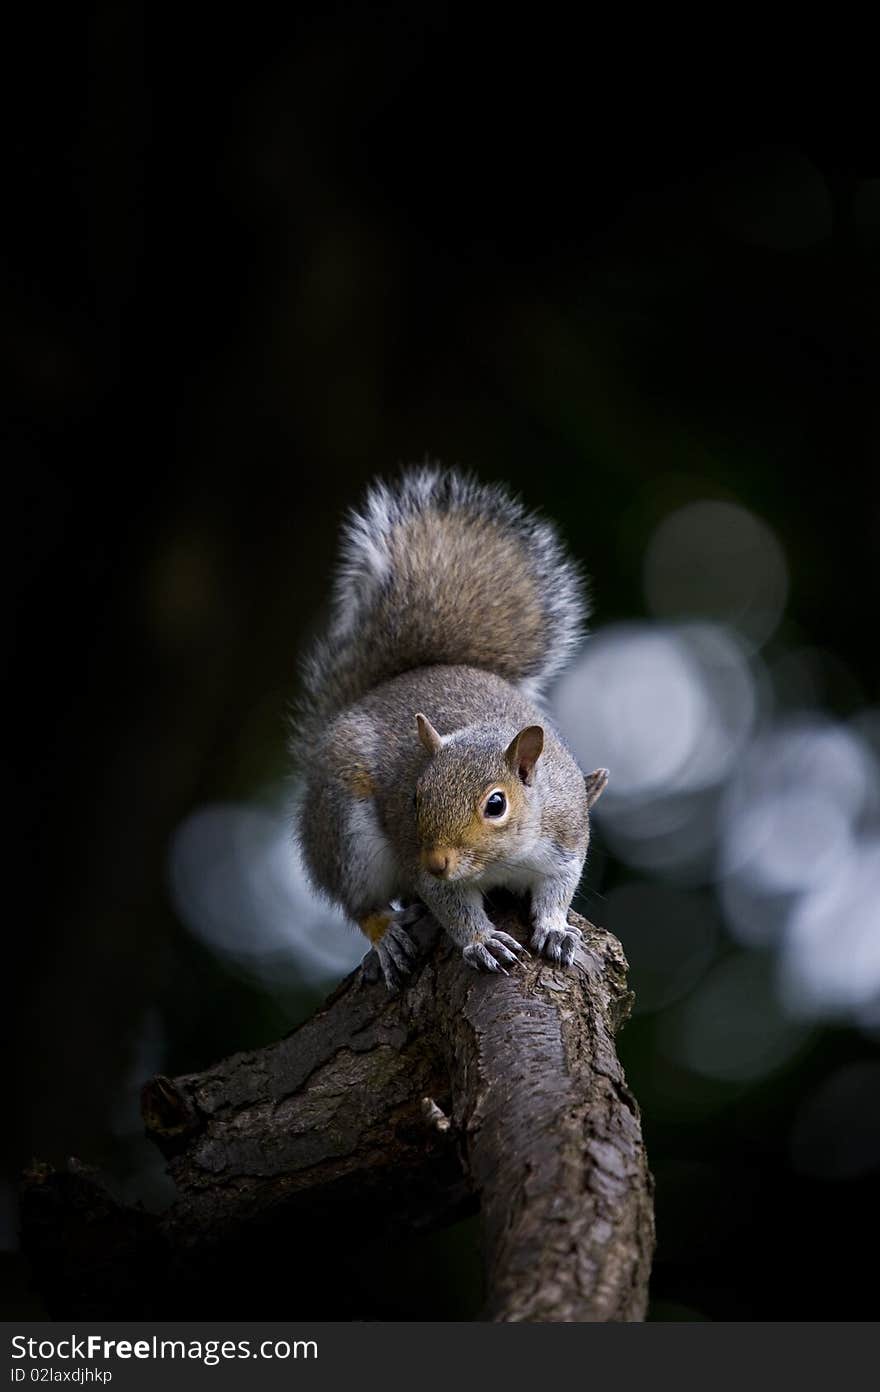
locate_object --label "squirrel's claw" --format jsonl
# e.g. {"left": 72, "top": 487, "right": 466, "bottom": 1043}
{"left": 485, "top": 929, "right": 531, "bottom": 966}
{"left": 462, "top": 929, "right": 529, "bottom": 975}
{"left": 363, "top": 913, "right": 421, "bottom": 992}
{"left": 463, "top": 942, "right": 508, "bottom": 974}
{"left": 531, "top": 921, "right": 581, "bottom": 966}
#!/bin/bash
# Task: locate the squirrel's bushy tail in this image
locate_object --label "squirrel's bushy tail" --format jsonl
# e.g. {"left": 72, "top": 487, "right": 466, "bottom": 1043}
{"left": 298, "top": 466, "right": 588, "bottom": 725}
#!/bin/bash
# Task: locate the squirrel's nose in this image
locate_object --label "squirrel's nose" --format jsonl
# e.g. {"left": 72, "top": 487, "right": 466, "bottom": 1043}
{"left": 422, "top": 847, "right": 457, "bottom": 877}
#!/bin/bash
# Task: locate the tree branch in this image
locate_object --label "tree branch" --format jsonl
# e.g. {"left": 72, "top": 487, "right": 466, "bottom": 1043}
{"left": 22, "top": 903, "right": 654, "bottom": 1321}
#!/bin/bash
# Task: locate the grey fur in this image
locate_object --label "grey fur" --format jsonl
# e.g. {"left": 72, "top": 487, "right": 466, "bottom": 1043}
{"left": 295, "top": 465, "right": 588, "bottom": 736}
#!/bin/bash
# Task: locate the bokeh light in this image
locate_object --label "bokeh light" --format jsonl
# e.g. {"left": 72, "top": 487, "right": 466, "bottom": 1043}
{"left": 717, "top": 717, "right": 880, "bottom": 1023}
{"left": 780, "top": 837, "right": 880, "bottom": 1023}
{"left": 663, "top": 951, "right": 810, "bottom": 1082}
{"left": 550, "top": 497, "right": 879, "bottom": 1055}
{"left": 554, "top": 618, "right": 760, "bottom": 880}
{"left": 554, "top": 620, "right": 758, "bottom": 802}
{"left": 643, "top": 500, "right": 789, "bottom": 648}
{"left": 720, "top": 718, "right": 875, "bottom": 891}
{"left": 168, "top": 800, "right": 364, "bottom": 991}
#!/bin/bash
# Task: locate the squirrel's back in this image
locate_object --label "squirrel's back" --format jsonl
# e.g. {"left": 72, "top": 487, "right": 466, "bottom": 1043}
{"left": 297, "top": 466, "right": 587, "bottom": 730}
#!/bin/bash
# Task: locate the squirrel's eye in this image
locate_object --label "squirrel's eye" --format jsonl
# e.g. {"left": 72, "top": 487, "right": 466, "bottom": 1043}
{"left": 484, "top": 791, "right": 507, "bottom": 819}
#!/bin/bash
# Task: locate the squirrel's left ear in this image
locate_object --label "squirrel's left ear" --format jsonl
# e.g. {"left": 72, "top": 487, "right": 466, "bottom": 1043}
{"left": 506, "top": 725, "right": 544, "bottom": 785}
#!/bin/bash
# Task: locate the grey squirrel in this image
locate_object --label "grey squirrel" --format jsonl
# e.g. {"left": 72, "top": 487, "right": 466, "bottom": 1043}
{"left": 293, "top": 467, "right": 608, "bottom": 989}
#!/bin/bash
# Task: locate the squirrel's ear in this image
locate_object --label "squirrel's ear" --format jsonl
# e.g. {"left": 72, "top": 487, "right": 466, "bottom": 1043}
{"left": 506, "top": 725, "right": 544, "bottom": 785}
{"left": 415, "top": 712, "right": 444, "bottom": 756}
{"left": 584, "top": 767, "right": 609, "bottom": 809}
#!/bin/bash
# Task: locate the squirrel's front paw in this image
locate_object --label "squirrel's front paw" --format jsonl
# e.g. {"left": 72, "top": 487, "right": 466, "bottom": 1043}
{"left": 531, "top": 919, "right": 581, "bottom": 967}
{"left": 462, "top": 929, "right": 530, "bottom": 975}
{"left": 362, "top": 906, "right": 423, "bottom": 991}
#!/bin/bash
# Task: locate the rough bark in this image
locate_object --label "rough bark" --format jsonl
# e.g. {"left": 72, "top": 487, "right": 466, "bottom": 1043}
{"left": 21, "top": 902, "right": 654, "bottom": 1321}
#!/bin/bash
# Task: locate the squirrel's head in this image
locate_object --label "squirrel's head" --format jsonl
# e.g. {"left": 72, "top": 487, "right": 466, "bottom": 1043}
{"left": 412, "top": 713, "right": 547, "bottom": 882}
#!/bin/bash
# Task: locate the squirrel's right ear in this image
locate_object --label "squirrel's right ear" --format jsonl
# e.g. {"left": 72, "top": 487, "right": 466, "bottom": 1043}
{"left": 415, "top": 712, "right": 444, "bottom": 756}
{"left": 506, "top": 725, "right": 544, "bottom": 785}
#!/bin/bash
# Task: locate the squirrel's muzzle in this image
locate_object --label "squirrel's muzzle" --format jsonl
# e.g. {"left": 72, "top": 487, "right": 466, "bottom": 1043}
{"left": 421, "top": 847, "right": 459, "bottom": 878}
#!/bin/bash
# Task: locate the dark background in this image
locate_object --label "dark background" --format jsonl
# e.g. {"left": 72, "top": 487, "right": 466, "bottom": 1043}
{"left": 5, "top": 10, "right": 879, "bottom": 1319}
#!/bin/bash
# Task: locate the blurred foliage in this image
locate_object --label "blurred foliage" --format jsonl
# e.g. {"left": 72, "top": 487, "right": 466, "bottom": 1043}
{"left": 5, "top": 7, "right": 879, "bottom": 1320}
